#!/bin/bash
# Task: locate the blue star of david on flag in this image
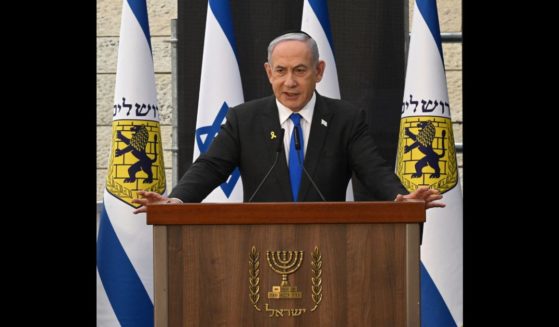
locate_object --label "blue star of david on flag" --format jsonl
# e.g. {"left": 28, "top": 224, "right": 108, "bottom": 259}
{"left": 195, "top": 101, "right": 241, "bottom": 198}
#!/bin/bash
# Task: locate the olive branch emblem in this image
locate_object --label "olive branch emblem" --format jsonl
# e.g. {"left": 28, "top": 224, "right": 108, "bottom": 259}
{"left": 310, "top": 246, "right": 323, "bottom": 311}
{"left": 249, "top": 246, "right": 261, "bottom": 311}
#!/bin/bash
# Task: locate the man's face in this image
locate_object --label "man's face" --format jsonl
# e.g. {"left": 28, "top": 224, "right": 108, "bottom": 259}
{"left": 265, "top": 40, "right": 325, "bottom": 112}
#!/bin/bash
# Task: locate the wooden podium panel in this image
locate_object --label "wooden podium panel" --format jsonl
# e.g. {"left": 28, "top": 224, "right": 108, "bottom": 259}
{"left": 148, "top": 202, "right": 424, "bottom": 327}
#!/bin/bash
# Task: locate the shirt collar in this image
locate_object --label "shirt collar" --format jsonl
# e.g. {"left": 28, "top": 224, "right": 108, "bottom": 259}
{"left": 276, "top": 92, "right": 316, "bottom": 125}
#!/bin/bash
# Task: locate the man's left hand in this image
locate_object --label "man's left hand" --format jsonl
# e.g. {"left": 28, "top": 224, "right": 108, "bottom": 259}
{"left": 394, "top": 186, "right": 446, "bottom": 209}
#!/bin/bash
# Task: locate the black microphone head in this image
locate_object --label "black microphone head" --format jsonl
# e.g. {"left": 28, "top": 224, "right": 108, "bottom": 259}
{"left": 293, "top": 126, "right": 301, "bottom": 151}
{"left": 276, "top": 128, "right": 285, "bottom": 153}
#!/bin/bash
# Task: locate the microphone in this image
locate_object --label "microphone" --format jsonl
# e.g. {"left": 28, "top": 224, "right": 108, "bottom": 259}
{"left": 293, "top": 126, "right": 326, "bottom": 201}
{"left": 248, "top": 128, "right": 285, "bottom": 202}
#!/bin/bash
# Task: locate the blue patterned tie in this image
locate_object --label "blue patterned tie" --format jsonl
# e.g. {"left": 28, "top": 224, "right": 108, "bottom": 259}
{"left": 289, "top": 113, "right": 304, "bottom": 201}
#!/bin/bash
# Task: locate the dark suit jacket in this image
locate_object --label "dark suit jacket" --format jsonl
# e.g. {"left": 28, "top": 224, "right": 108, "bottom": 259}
{"left": 170, "top": 93, "right": 407, "bottom": 202}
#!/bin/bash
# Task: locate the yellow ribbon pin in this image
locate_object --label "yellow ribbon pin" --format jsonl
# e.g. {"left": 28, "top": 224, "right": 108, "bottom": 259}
{"left": 270, "top": 131, "right": 277, "bottom": 139}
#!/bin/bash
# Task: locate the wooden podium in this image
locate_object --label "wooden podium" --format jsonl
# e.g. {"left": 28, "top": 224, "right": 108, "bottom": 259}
{"left": 147, "top": 201, "right": 424, "bottom": 327}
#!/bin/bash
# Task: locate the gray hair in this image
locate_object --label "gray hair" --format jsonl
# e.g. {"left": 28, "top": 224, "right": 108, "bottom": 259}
{"left": 266, "top": 32, "right": 319, "bottom": 65}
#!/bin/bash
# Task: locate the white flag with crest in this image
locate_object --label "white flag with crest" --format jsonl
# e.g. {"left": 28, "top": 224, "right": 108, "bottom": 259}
{"left": 396, "top": 0, "right": 463, "bottom": 325}
{"left": 97, "top": 0, "right": 166, "bottom": 325}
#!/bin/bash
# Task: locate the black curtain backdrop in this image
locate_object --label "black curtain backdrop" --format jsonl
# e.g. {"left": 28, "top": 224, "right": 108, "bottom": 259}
{"left": 177, "top": 0, "right": 406, "bottom": 200}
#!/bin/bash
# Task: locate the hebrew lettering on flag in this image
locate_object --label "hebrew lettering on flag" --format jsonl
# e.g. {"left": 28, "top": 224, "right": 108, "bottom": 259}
{"left": 193, "top": 0, "right": 244, "bottom": 202}
{"left": 395, "top": 0, "right": 463, "bottom": 326}
{"left": 301, "top": 0, "right": 354, "bottom": 200}
{"left": 97, "top": 0, "right": 166, "bottom": 325}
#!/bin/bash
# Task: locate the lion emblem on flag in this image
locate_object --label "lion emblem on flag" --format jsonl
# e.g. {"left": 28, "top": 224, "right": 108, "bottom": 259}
{"left": 396, "top": 116, "right": 457, "bottom": 193}
{"left": 106, "top": 121, "right": 166, "bottom": 207}
{"left": 115, "top": 125, "right": 158, "bottom": 183}
{"left": 404, "top": 121, "right": 446, "bottom": 178}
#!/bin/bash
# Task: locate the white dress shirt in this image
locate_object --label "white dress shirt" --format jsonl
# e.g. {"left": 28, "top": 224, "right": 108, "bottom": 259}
{"left": 276, "top": 93, "right": 316, "bottom": 164}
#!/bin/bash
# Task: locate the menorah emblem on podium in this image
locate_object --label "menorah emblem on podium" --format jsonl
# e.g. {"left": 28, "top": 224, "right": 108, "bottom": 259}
{"left": 266, "top": 250, "right": 303, "bottom": 299}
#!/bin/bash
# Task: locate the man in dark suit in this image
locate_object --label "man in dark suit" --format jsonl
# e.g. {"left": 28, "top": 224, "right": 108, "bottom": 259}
{"left": 133, "top": 32, "right": 444, "bottom": 212}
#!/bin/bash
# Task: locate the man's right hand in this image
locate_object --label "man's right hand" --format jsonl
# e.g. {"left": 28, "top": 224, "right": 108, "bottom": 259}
{"left": 132, "top": 191, "right": 182, "bottom": 214}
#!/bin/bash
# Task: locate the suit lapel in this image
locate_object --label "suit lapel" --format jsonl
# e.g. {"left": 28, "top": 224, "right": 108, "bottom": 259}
{"left": 299, "top": 93, "right": 333, "bottom": 201}
{"left": 258, "top": 97, "right": 292, "bottom": 201}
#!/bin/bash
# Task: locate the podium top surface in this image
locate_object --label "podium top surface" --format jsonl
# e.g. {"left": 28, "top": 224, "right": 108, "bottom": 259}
{"left": 147, "top": 201, "right": 425, "bottom": 225}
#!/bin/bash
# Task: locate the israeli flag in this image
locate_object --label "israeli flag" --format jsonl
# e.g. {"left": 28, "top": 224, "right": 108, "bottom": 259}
{"left": 301, "top": 0, "right": 340, "bottom": 98}
{"left": 193, "top": 0, "right": 244, "bottom": 202}
{"left": 397, "top": 0, "right": 463, "bottom": 325}
{"left": 301, "top": 0, "right": 354, "bottom": 200}
{"left": 97, "top": 0, "right": 166, "bottom": 325}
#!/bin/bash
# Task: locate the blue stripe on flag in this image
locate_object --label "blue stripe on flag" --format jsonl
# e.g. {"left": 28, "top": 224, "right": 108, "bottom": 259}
{"left": 127, "top": 0, "right": 152, "bottom": 51}
{"left": 209, "top": 0, "right": 239, "bottom": 61}
{"left": 97, "top": 205, "right": 154, "bottom": 327}
{"left": 421, "top": 262, "right": 457, "bottom": 327}
{"left": 416, "top": 0, "right": 443, "bottom": 63}
{"left": 308, "top": 0, "right": 335, "bottom": 53}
